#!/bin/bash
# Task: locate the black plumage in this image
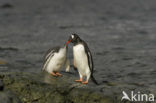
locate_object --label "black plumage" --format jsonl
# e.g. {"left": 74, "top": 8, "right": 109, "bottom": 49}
{"left": 42, "top": 46, "right": 61, "bottom": 71}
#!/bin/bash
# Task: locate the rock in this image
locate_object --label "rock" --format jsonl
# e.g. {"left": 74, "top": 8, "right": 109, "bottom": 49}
{"left": 0, "top": 91, "right": 21, "bottom": 103}
{"left": 106, "top": 82, "right": 118, "bottom": 86}
{"left": 0, "top": 80, "right": 4, "bottom": 90}
{"left": 0, "top": 72, "right": 114, "bottom": 103}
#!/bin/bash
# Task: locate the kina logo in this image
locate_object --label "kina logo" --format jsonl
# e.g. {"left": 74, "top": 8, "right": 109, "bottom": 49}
{"left": 121, "top": 91, "right": 155, "bottom": 102}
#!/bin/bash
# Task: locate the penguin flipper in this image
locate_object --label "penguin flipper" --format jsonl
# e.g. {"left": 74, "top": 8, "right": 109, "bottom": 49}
{"left": 42, "top": 54, "right": 53, "bottom": 71}
{"left": 42, "top": 46, "right": 60, "bottom": 71}
{"left": 82, "top": 41, "right": 98, "bottom": 85}
{"left": 82, "top": 41, "right": 94, "bottom": 73}
{"left": 44, "top": 46, "right": 60, "bottom": 61}
{"left": 87, "top": 51, "right": 94, "bottom": 73}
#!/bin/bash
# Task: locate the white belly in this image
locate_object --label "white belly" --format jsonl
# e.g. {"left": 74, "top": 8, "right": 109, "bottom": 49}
{"left": 73, "top": 44, "right": 90, "bottom": 76}
{"left": 46, "top": 49, "right": 66, "bottom": 73}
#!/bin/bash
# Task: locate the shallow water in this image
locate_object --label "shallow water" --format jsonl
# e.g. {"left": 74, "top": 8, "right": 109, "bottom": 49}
{"left": 0, "top": 0, "right": 156, "bottom": 98}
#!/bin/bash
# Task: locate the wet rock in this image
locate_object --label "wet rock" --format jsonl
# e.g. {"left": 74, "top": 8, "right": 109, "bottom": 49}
{"left": 0, "top": 72, "right": 114, "bottom": 103}
{"left": 102, "top": 80, "right": 109, "bottom": 83}
{"left": 106, "top": 82, "right": 118, "bottom": 86}
{"left": 0, "top": 80, "right": 4, "bottom": 91}
{"left": 0, "top": 91, "right": 21, "bottom": 103}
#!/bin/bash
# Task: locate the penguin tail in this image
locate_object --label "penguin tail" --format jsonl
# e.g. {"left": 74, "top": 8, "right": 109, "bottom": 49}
{"left": 91, "top": 74, "right": 99, "bottom": 85}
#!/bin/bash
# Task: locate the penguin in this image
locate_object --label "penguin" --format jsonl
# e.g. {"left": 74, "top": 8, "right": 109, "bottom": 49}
{"left": 67, "top": 34, "right": 98, "bottom": 84}
{"left": 42, "top": 41, "right": 71, "bottom": 76}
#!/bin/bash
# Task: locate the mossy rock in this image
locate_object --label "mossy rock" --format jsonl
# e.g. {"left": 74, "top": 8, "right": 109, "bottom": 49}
{"left": 0, "top": 72, "right": 114, "bottom": 103}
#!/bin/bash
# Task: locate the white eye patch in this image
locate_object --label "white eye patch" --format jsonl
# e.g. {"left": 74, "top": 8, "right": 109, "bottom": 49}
{"left": 71, "top": 35, "right": 74, "bottom": 39}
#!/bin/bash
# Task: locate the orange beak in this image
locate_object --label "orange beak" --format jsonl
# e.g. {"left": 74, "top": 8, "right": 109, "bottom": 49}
{"left": 66, "top": 40, "right": 71, "bottom": 46}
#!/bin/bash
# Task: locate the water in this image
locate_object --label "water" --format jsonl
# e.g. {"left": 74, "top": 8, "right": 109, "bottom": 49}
{"left": 0, "top": 0, "right": 156, "bottom": 97}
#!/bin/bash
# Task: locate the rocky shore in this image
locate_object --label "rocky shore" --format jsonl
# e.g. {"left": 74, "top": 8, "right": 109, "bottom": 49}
{"left": 0, "top": 0, "right": 156, "bottom": 103}
{"left": 0, "top": 72, "right": 114, "bottom": 103}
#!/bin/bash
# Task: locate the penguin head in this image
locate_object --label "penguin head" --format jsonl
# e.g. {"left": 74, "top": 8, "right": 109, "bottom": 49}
{"left": 68, "top": 34, "right": 81, "bottom": 44}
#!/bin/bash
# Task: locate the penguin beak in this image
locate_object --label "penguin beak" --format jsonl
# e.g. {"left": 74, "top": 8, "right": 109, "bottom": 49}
{"left": 65, "top": 35, "right": 72, "bottom": 46}
{"left": 65, "top": 40, "right": 71, "bottom": 46}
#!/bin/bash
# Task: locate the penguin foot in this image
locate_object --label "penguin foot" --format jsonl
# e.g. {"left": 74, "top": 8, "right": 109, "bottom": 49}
{"left": 82, "top": 81, "right": 88, "bottom": 84}
{"left": 75, "top": 78, "right": 82, "bottom": 82}
{"left": 56, "top": 72, "right": 62, "bottom": 76}
{"left": 50, "top": 72, "right": 58, "bottom": 77}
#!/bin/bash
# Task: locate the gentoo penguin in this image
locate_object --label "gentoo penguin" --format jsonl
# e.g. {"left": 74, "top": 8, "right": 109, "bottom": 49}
{"left": 42, "top": 41, "right": 70, "bottom": 76}
{"left": 67, "top": 34, "right": 98, "bottom": 84}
